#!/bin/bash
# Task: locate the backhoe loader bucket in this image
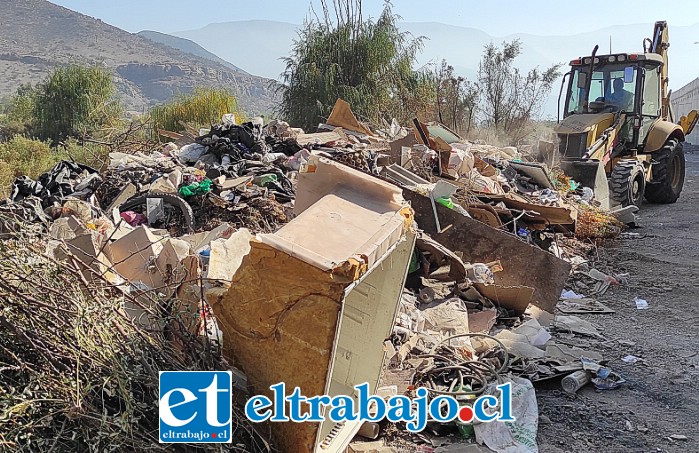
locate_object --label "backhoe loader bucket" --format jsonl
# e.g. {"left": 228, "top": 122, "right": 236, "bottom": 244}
{"left": 560, "top": 159, "right": 610, "bottom": 210}
{"left": 679, "top": 110, "right": 698, "bottom": 136}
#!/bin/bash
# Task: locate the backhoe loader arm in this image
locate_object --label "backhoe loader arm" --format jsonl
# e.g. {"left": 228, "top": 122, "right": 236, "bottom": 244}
{"left": 649, "top": 21, "right": 671, "bottom": 119}
{"left": 650, "top": 21, "right": 697, "bottom": 135}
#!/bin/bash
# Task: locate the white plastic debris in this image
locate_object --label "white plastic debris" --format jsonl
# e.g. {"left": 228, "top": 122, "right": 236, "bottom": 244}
{"left": 261, "top": 152, "right": 288, "bottom": 165}
{"left": 221, "top": 113, "right": 236, "bottom": 126}
{"left": 561, "top": 289, "right": 585, "bottom": 299}
{"left": 634, "top": 297, "right": 649, "bottom": 309}
{"left": 146, "top": 198, "right": 164, "bottom": 225}
{"left": 669, "top": 434, "right": 688, "bottom": 441}
{"left": 162, "top": 142, "right": 179, "bottom": 156}
{"left": 149, "top": 175, "right": 177, "bottom": 194}
{"left": 512, "top": 318, "right": 551, "bottom": 348}
{"left": 285, "top": 149, "right": 311, "bottom": 171}
{"left": 622, "top": 355, "right": 640, "bottom": 364}
{"left": 471, "top": 263, "right": 495, "bottom": 285}
{"left": 174, "top": 143, "right": 207, "bottom": 164}
{"left": 587, "top": 268, "right": 615, "bottom": 283}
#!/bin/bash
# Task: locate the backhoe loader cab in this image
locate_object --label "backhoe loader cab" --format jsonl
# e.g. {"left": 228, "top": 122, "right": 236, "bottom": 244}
{"left": 553, "top": 21, "right": 697, "bottom": 209}
{"left": 561, "top": 54, "right": 663, "bottom": 153}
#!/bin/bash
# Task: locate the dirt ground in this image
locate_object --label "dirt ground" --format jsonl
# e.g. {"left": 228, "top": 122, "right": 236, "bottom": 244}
{"left": 537, "top": 151, "right": 699, "bottom": 453}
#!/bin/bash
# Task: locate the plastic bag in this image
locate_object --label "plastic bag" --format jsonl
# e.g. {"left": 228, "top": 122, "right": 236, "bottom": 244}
{"left": 179, "top": 179, "right": 212, "bottom": 197}
{"left": 474, "top": 376, "right": 539, "bottom": 453}
{"left": 175, "top": 143, "right": 207, "bottom": 164}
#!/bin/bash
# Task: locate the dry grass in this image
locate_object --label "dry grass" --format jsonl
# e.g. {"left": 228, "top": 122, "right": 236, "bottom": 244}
{"left": 575, "top": 205, "right": 623, "bottom": 240}
{"left": 0, "top": 235, "right": 271, "bottom": 452}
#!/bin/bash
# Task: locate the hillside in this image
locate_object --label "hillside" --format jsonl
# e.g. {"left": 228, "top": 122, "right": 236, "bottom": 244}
{"left": 0, "top": 0, "right": 277, "bottom": 114}
{"left": 174, "top": 20, "right": 300, "bottom": 81}
{"left": 137, "top": 30, "right": 248, "bottom": 75}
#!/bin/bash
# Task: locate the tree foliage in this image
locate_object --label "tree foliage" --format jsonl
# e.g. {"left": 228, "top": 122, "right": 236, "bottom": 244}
{"left": 477, "top": 40, "right": 561, "bottom": 143}
{"left": 434, "top": 59, "right": 479, "bottom": 135}
{"left": 150, "top": 87, "right": 244, "bottom": 135}
{"left": 1, "top": 84, "right": 38, "bottom": 139}
{"left": 8, "top": 84, "right": 36, "bottom": 125}
{"left": 279, "top": 0, "right": 430, "bottom": 130}
{"left": 32, "top": 65, "right": 122, "bottom": 143}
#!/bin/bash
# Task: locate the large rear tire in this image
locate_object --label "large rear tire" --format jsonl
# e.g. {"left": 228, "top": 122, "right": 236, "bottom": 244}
{"left": 644, "top": 138, "right": 685, "bottom": 204}
{"left": 610, "top": 160, "right": 646, "bottom": 208}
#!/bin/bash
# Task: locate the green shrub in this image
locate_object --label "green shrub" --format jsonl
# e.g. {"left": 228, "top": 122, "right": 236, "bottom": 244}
{"left": 7, "top": 83, "right": 36, "bottom": 125}
{"left": 0, "top": 96, "right": 12, "bottom": 114}
{"left": 0, "top": 119, "right": 31, "bottom": 142}
{"left": 150, "top": 87, "right": 244, "bottom": 136}
{"left": 0, "top": 161, "right": 14, "bottom": 199}
{"left": 33, "top": 65, "right": 122, "bottom": 143}
{"left": 2, "top": 67, "right": 124, "bottom": 144}
{"left": 0, "top": 85, "right": 36, "bottom": 140}
{"left": 0, "top": 136, "right": 60, "bottom": 198}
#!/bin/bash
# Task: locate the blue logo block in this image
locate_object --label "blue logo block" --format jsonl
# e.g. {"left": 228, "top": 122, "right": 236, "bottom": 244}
{"left": 159, "top": 371, "right": 232, "bottom": 443}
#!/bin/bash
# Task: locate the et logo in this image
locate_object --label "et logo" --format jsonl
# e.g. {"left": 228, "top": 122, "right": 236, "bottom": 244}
{"left": 159, "top": 371, "right": 232, "bottom": 443}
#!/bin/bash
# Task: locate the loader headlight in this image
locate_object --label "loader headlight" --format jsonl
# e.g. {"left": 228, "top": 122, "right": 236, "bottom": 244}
{"left": 608, "top": 55, "right": 616, "bottom": 63}
{"left": 617, "top": 54, "right": 626, "bottom": 62}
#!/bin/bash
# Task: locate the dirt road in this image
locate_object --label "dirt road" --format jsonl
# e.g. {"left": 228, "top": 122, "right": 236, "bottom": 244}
{"left": 538, "top": 151, "right": 699, "bottom": 453}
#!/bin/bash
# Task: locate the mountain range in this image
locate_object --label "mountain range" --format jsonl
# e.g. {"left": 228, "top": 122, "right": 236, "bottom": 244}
{"left": 2, "top": 1, "right": 697, "bottom": 120}
{"left": 0, "top": 0, "right": 277, "bottom": 114}
{"left": 137, "top": 30, "right": 248, "bottom": 74}
{"left": 172, "top": 20, "right": 699, "bottom": 118}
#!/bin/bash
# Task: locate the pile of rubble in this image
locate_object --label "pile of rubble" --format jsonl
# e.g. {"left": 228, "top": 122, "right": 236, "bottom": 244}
{"left": 0, "top": 99, "right": 632, "bottom": 453}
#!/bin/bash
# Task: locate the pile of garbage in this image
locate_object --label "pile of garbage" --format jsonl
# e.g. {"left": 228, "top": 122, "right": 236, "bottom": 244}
{"left": 0, "top": 98, "right": 633, "bottom": 453}
{"left": 381, "top": 118, "right": 627, "bottom": 244}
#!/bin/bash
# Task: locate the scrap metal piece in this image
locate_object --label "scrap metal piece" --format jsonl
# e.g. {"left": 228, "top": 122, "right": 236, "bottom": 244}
{"left": 404, "top": 188, "right": 570, "bottom": 313}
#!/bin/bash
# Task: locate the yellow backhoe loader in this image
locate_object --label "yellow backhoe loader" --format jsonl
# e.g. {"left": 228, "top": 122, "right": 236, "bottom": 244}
{"left": 554, "top": 21, "right": 698, "bottom": 208}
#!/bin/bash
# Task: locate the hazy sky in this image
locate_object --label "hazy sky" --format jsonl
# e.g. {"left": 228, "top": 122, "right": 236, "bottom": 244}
{"left": 51, "top": 0, "right": 699, "bottom": 35}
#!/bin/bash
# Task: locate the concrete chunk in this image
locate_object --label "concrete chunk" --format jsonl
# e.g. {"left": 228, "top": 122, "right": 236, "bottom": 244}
{"left": 207, "top": 228, "right": 252, "bottom": 287}
{"left": 179, "top": 223, "right": 235, "bottom": 253}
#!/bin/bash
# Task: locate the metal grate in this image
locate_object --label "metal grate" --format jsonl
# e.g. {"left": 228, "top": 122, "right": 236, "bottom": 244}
{"left": 558, "top": 133, "right": 589, "bottom": 158}
{"left": 319, "top": 421, "right": 345, "bottom": 449}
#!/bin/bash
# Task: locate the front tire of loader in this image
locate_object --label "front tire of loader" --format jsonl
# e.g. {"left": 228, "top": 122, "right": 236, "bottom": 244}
{"left": 610, "top": 160, "right": 646, "bottom": 208}
{"left": 644, "top": 138, "right": 685, "bottom": 204}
